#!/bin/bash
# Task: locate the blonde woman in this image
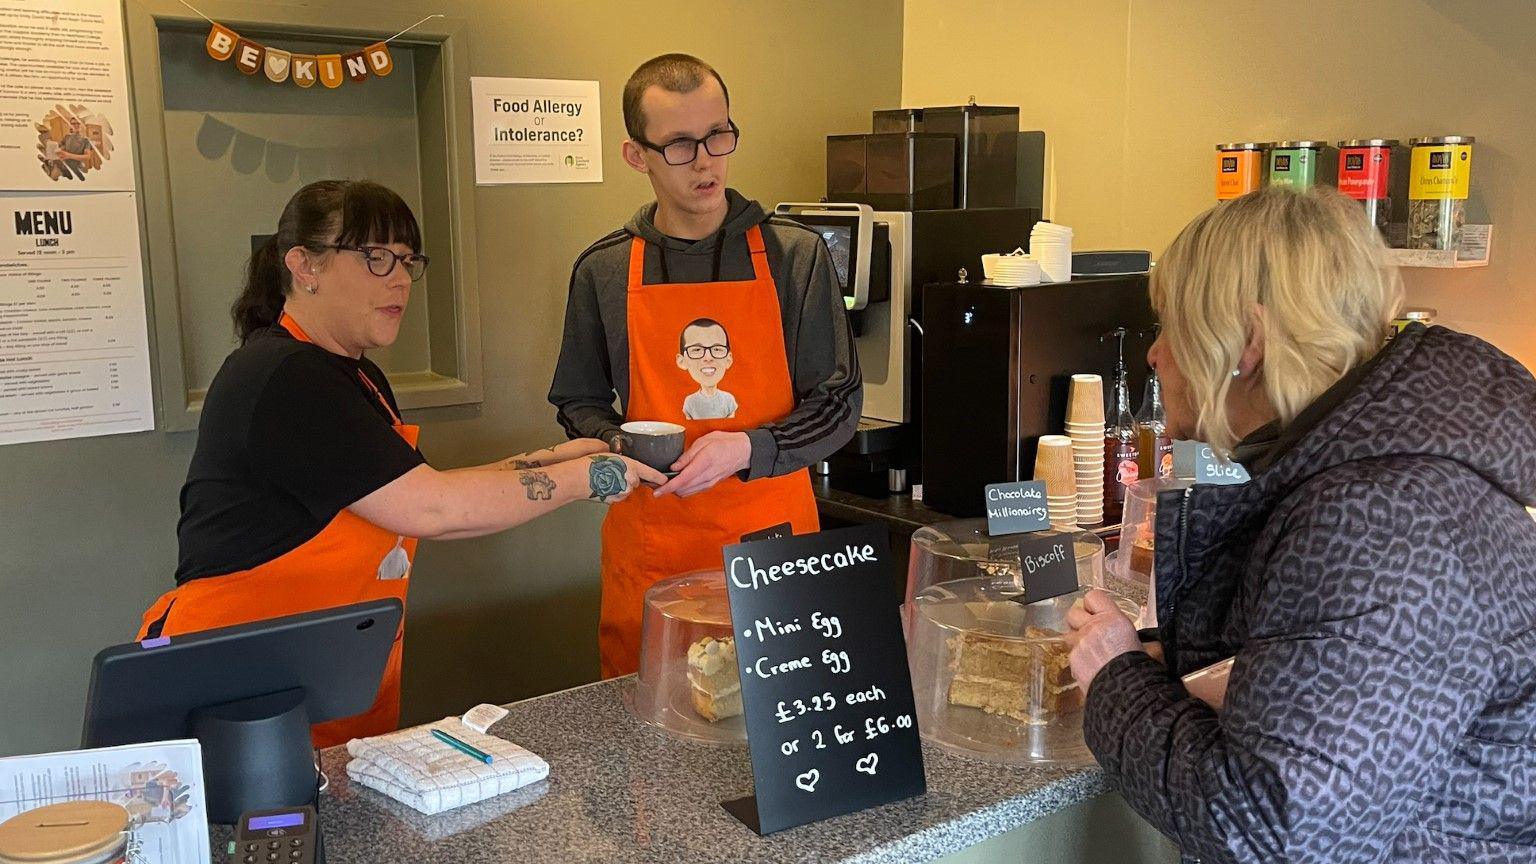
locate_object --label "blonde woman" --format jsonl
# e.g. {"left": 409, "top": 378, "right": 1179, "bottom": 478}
{"left": 1065, "top": 186, "right": 1536, "bottom": 863}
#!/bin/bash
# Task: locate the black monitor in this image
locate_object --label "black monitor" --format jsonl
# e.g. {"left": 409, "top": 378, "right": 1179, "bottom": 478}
{"left": 788, "top": 213, "right": 861, "bottom": 298}
{"left": 82, "top": 599, "right": 402, "bottom": 823}
{"left": 778, "top": 210, "right": 891, "bottom": 311}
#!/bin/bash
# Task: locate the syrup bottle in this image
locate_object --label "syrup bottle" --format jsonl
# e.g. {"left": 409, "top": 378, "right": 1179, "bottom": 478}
{"left": 1136, "top": 366, "right": 1173, "bottom": 479}
{"left": 1101, "top": 328, "right": 1139, "bottom": 523}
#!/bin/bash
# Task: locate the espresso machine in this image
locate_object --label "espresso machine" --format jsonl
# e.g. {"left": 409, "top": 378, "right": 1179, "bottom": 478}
{"left": 777, "top": 104, "right": 1045, "bottom": 493}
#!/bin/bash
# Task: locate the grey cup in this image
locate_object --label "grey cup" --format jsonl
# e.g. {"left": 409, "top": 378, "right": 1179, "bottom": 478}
{"left": 611, "top": 421, "right": 686, "bottom": 473}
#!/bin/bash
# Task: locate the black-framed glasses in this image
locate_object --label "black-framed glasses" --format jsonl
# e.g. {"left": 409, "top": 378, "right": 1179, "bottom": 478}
{"left": 636, "top": 121, "right": 740, "bottom": 166}
{"left": 683, "top": 343, "right": 730, "bottom": 360}
{"left": 328, "top": 244, "right": 430, "bottom": 281}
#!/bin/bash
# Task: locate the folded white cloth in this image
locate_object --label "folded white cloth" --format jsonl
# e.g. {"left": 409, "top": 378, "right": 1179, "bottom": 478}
{"left": 345, "top": 718, "right": 549, "bottom": 815}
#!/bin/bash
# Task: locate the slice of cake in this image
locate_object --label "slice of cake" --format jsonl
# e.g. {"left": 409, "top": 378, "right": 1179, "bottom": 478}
{"left": 947, "top": 626, "right": 1080, "bottom": 724}
{"left": 687, "top": 636, "right": 742, "bottom": 722}
{"left": 1129, "top": 536, "right": 1155, "bottom": 576}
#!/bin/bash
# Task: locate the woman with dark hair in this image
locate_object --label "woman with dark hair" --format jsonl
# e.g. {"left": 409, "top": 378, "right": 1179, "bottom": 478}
{"left": 139, "top": 180, "right": 663, "bottom": 746}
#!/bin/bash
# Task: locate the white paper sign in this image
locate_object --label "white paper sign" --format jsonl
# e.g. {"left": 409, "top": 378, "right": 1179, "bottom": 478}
{"left": 0, "top": 739, "right": 210, "bottom": 864}
{"left": 0, "top": 0, "right": 138, "bottom": 191}
{"left": 0, "top": 191, "right": 154, "bottom": 444}
{"left": 470, "top": 77, "right": 602, "bottom": 185}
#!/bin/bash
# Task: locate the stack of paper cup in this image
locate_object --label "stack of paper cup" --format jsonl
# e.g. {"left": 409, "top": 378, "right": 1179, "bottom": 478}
{"left": 1066, "top": 373, "right": 1106, "bottom": 525}
{"left": 982, "top": 250, "right": 1043, "bottom": 287}
{"left": 1030, "top": 221, "right": 1074, "bottom": 283}
{"left": 1033, "top": 435, "right": 1078, "bottom": 527}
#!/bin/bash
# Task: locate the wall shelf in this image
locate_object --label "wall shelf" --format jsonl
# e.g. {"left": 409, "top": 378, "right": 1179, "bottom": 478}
{"left": 1386, "top": 224, "right": 1492, "bottom": 269}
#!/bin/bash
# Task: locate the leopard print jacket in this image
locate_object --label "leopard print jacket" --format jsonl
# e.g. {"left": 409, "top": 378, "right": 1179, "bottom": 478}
{"left": 1083, "top": 325, "right": 1536, "bottom": 863}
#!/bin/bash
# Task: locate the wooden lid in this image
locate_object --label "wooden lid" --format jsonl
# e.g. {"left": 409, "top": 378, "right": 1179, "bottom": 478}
{"left": 0, "top": 801, "right": 128, "bottom": 863}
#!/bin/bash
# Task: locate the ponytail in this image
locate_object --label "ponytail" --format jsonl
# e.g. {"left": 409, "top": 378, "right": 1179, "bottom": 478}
{"left": 232, "top": 234, "right": 286, "bottom": 343}
{"left": 227, "top": 179, "right": 422, "bottom": 344}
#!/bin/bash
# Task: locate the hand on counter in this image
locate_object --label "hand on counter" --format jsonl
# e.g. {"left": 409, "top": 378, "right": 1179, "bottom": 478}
{"left": 1064, "top": 589, "right": 1146, "bottom": 694}
{"left": 653, "top": 431, "right": 751, "bottom": 498}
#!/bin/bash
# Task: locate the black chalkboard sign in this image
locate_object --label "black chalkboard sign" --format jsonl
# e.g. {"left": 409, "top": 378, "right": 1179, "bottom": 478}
{"left": 1173, "top": 439, "right": 1250, "bottom": 485}
{"left": 984, "top": 481, "right": 1049, "bottom": 535}
{"left": 1015, "top": 531, "right": 1079, "bottom": 604}
{"left": 719, "top": 526, "right": 926, "bottom": 835}
{"left": 741, "top": 521, "right": 793, "bottom": 543}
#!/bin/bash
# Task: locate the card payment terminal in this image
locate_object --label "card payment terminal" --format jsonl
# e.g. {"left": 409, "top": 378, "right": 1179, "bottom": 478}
{"left": 230, "top": 806, "right": 321, "bottom": 864}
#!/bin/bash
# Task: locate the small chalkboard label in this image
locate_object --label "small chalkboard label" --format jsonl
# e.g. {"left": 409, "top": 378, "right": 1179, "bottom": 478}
{"left": 984, "top": 481, "right": 1050, "bottom": 536}
{"left": 719, "top": 526, "right": 926, "bottom": 835}
{"left": 1173, "top": 440, "right": 1250, "bottom": 485}
{"left": 1015, "top": 532, "right": 1079, "bottom": 604}
{"left": 742, "top": 522, "right": 794, "bottom": 543}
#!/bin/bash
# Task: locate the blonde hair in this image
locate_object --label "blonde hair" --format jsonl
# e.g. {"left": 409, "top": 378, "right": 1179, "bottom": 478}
{"left": 1149, "top": 186, "right": 1403, "bottom": 453}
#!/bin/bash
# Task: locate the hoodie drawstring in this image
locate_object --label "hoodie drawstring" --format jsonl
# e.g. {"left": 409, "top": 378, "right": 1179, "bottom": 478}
{"left": 657, "top": 244, "right": 671, "bottom": 283}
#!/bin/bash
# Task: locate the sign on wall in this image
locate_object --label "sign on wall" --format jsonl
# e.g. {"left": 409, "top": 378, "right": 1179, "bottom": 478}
{"left": 0, "top": 0, "right": 137, "bottom": 192}
{"left": 470, "top": 77, "right": 602, "bottom": 185}
{"left": 1, "top": 192, "right": 155, "bottom": 444}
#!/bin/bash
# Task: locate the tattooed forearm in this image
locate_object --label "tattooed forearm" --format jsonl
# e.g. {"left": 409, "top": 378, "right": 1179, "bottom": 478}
{"left": 520, "top": 470, "right": 556, "bottom": 500}
{"left": 508, "top": 458, "right": 542, "bottom": 470}
{"left": 587, "top": 455, "right": 629, "bottom": 502}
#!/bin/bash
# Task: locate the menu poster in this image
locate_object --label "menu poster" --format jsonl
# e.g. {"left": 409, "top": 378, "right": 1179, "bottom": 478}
{"left": 720, "top": 526, "right": 925, "bottom": 835}
{"left": 0, "top": 0, "right": 138, "bottom": 191}
{"left": 0, "top": 191, "right": 154, "bottom": 444}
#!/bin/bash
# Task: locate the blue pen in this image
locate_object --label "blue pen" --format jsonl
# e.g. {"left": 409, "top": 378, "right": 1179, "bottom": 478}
{"left": 431, "top": 728, "right": 493, "bottom": 764}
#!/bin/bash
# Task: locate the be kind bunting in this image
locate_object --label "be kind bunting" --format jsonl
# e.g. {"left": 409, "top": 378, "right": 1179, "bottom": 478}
{"left": 203, "top": 23, "right": 394, "bottom": 88}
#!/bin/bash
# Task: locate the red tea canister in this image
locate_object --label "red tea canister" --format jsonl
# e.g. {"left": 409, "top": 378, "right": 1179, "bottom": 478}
{"left": 1337, "top": 139, "right": 1410, "bottom": 247}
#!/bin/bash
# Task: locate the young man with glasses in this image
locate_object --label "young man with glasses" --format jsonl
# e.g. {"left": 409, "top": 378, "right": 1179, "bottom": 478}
{"left": 550, "top": 53, "right": 861, "bottom": 677}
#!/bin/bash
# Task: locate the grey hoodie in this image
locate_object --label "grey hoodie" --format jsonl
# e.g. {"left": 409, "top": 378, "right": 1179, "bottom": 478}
{"left": 1086, "top": 324, "right": 1536, "bottom": 863}
{"left": 549, "top": 189, "right": 861, "bottom": 479}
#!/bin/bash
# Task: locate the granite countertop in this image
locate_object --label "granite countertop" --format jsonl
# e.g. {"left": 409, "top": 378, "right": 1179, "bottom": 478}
{"left": 214, "top": 678, "right": 1112, "bottom": 863}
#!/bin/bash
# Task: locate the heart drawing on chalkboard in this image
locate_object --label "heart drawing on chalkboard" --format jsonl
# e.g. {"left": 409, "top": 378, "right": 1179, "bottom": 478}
{"left": 856, "top": 753, "right": 879, "bottom": 775}
{"left": 795, "top": 769, "right": 820, "bottom": 792}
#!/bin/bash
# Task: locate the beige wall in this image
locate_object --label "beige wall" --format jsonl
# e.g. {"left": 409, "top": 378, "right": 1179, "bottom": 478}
{"left": 903, "top": 0, "right": 1536, "bottom": 368}
{"left": 0, "top": 0, "right": 903, "bottom": 756}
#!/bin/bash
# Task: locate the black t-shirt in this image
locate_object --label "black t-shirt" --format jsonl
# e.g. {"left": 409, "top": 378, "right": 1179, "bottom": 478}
{"left": 175, "top": 325, "right": 426, "bottom": 583}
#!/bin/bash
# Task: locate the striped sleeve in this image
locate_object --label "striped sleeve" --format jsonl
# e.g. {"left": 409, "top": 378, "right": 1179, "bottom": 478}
{"left": 745, "top": 234, "right": 862, "bottom": 479}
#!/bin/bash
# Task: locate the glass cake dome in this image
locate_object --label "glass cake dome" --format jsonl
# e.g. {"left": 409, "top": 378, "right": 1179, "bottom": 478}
{"left": 626, "top": 570, "right": 747, "bottom": 746}
{"left": 906, "top": 579, "right": 1138, "bottom": 765}
{"left": 903, "top": 519, "right": 1131, "bottom": 765}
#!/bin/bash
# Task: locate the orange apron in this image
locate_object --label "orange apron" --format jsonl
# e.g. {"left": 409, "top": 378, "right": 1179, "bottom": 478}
{"left": 599, "top": 225, "right": 819, "bottom": 677}
{"left": 138, "top": 313, "right": 419, "bottom": 748}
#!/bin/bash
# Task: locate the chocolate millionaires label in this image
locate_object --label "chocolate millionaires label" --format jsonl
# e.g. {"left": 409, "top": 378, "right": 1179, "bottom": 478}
{"left": 719, "top": 526, "right": 926, "bottom": 835}
{"left": 984, "top": 481, "right": 1049, "bottom": 536}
